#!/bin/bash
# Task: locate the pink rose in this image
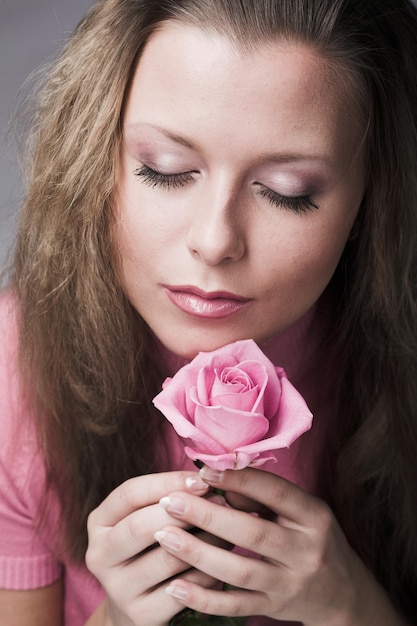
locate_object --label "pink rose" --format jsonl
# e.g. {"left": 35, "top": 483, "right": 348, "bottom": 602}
{"left": 153, "top": 339, "right": 313, "bottom": 471}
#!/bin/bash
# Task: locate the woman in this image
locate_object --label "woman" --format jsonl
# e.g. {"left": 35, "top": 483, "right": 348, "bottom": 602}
{"left": 1, "top": 0, "right": 416, "bottom": 624}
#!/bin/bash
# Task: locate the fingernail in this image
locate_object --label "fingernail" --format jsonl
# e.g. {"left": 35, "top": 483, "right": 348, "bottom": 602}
{"left": 159, "top": 495, "right": 186, "bottom": 515}
{"left": 165, "top": 583, "right": 188, "bottom": 601}
{"left": 209, "top": 494, "right": 227, "bottom": 506}
{"left": 185, "top": 474, "right": 209, "bottom": 493}
{"left": 154, "top": 530, "right": 183, "bottom": 552}
{"left": 199, "top": 466, "right": 225, "bottom": 483}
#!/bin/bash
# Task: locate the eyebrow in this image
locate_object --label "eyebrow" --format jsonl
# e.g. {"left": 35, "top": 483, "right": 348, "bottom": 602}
{"left": 125, "top": 122, "right": 196, "bottom": 150}
{"left": 125, "top": 122, "right": 334, "bottom": 168}
{"left": 259, "top": 153, "right": 332, "bottom": 167}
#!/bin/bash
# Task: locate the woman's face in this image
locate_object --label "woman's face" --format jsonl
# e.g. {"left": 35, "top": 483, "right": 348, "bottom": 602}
{"left": 115, "top": 22, "right": 366, "bottom": 359}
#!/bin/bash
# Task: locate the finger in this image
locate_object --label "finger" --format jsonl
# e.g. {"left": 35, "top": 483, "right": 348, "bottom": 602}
{"left": 89, "top": 471, "right": 209, "bottom": 527}
{"left": 165, "top": 579, "right": 265, "bottom": 619}
{"left": 154, "top": 525, "right": 278, "bottom": 592}
{"left": 200, "top": 467, "right": 320, "bottom": 525}
{"left": 165, "top": 568, "right": 222, "bottom": 616}
{"left": 111, "top": 527, "right": 232, "bottom": 602}
{"left": 90, "top": 492, "right": 227, "bottom": 567}
{"left": 101, "top": 543, "right": 192, "bottom": 604}
{"left": 111, "top": 567, "right": 218, "bottom": 626}
{"left": 224, "top": 492, "right": 276, "bottom": 521}
{"left": 158, "top": 492, "right": 297, "bottom": 562}
{"left": 96, "top": 502, "right": 189, "bottom": 565}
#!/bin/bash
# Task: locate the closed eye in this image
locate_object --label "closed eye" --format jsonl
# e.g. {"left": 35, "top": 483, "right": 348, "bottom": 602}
{"left": 256, "top": 185, "right": 319, "bottom": 215}
{"left": 134, "top": 164, "right": 197, "bottom": 189}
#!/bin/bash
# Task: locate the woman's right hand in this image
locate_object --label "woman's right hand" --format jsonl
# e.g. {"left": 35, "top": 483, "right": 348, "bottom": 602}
{"left": 85, "top": 471, "right": 221, "bottom": 626}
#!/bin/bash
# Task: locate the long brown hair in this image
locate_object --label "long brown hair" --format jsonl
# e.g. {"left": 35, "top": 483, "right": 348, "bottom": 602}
{"left": 11, "top": 0, "right": 417, "bottom": 618}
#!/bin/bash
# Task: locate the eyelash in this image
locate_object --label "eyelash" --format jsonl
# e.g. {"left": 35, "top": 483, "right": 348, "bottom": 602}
{"left": 134, "top": 165, "right": 319, "bottom": 215}
{"left": 134, "top": 165, "right": 195, "bottom": 189}
{"left": 257, "top": 187, "right": 319, "bottom": 215}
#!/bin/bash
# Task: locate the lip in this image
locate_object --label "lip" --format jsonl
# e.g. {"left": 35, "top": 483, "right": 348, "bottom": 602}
{"left": 164, "top": 285, "right": 251, "bottom": 319}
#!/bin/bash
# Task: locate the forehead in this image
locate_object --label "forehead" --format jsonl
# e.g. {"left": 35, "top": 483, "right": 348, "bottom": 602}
{"left": 123, "top": 21, "right": 364, "bottom": 167}
{"left": 129, "top": 21, "right": 343, "bottom": 103}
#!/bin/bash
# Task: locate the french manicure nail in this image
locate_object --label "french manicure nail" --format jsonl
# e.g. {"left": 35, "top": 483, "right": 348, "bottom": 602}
{"left": 154, "top": 530, "right": 183, "bottom": 552}
{"left": 199, "top": 466, "right": 225, "bottom": 483}
{"left": 165, "top": 583, "right": 188, "bottom": 601}
{"left": 159, "top": 495, "right": 186, "bottom": 515}
{"left": 185, "top": 475, "right": 209, "bottom": 492}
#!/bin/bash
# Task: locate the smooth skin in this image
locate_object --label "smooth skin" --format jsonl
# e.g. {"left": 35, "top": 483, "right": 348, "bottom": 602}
{"left": 156, "top": 468, "right": 409, "bottom": 626}
{"left": 0, "top": 582, "right": 62, "bottom": 626}
{"left": 116, "top": 23, "right": 366, "bottom": 361}
{"left": 85, "top": 471, "right": 223, "bottom": 626}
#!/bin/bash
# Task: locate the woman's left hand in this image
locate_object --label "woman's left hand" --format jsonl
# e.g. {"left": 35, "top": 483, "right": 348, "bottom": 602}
{"left": 153, "top": 468, "right": 407, "bottom": 626}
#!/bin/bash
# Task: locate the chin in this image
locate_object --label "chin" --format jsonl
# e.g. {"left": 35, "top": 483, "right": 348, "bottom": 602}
{"left": 162, "top": 331, "right": 258, "bottom": 361}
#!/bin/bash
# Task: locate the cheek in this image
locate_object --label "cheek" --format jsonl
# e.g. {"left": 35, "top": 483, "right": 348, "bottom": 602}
{"left": 295, "top": 224, "right": 351, "bottom": 286}
{"left": 115, "top": 185, "right": 168, "bottom": 264}
{"left": 264, "top": 220, "right": 351, "bottom": 298}
{"left": 112, "top": 194, "right": 152, "bottom": 293}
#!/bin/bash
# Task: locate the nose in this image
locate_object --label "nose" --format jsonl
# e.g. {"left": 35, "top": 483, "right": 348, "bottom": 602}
{"left": 186, "top": 185, "right": 246, "bottom": 266}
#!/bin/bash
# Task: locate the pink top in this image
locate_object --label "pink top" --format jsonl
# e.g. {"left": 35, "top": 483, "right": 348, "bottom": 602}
{"left": 0, "top": 291, "right": 334, "bottom": 626}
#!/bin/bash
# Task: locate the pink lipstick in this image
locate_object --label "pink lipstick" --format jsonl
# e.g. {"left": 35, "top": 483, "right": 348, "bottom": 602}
{"left": 164, "top": 285, "right": 251, "bottom": 319}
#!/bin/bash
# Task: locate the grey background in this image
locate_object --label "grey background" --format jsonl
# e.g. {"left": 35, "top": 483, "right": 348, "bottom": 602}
{"left": 1, "top": 0, "right": 417, "bottom": 277}
{"left": 0, "top": 0, "right": 94, "bottom": 276}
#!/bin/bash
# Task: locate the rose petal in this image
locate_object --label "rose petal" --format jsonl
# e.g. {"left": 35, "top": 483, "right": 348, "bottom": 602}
{"left": 184, "top": 431, "right": 227, "bottom": 455}
{"left": 236, "top": 375, "right": 313, "bottom": 455}
{"left": 217, "top": 366, "right": 253, "bottom": 389}
{"left": 153, "top": 391, "right": 225, "bottom": 452}
{"left": 184, "top": 447, "right": 258, "bottom": 471}
{"left": 195, "top": 366, "right": 217, "bottom": 406}
{"left": 226, "top": 361, "right": 269, "bottom": 414}
{"left": 206, "top": 341, "right": 282, "bottom": 418}
{"left": 184, "top": 446, "right": 280, "bottom": 470}
{"left": 206, "top": 386, "right": 260, "bottom": 412}
{"left": 193, "top": 404, "right": 269, "bottom": 450}
{"left": 245, "top": 450, "right": 278, "bottom": 467}
{"left": 210, "top": 361, "right": 269, "bottom": 412}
